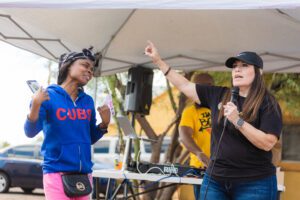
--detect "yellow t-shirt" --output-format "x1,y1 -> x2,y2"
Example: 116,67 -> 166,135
179,104 -> 211,168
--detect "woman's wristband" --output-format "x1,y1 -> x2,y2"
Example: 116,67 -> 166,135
164,67 -> 171,76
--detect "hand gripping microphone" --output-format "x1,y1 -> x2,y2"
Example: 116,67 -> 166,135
223,87 -> 240,127
203,86 -> 240,200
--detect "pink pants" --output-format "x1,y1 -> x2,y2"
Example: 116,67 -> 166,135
43,173 -> 93,200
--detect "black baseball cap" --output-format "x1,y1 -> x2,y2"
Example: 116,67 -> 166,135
225,52 -> 263,69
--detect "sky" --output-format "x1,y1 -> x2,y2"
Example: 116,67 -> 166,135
0,41 -> 167,147
0,41 -> 52,146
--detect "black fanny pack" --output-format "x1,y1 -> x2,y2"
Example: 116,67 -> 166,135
61,173 -> 92,197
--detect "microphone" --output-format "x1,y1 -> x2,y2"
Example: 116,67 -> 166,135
223,87 -> 240,126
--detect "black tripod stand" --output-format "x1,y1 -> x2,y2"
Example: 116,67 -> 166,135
106,138 -> 137,200
106,114 -> 137,200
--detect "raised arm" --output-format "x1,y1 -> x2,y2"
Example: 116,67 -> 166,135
145,41 -> 200,104
25,87 -> 49,138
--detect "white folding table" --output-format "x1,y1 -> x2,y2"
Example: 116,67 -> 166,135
93,169 -> 202,199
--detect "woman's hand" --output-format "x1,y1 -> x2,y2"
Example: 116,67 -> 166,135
223,102 -> 240,125
144,40 -> 161,64
97,105 -> 111,128
32,87 -> 49,107
28,87 -> 49,122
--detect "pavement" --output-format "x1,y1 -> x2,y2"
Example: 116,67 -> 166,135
0,188 -> 45,200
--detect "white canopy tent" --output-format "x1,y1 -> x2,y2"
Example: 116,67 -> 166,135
1,1 -> 300,75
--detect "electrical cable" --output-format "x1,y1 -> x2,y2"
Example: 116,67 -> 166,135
136,150 -> 166,175
132,150 -> 203,189
203,124 -> 227,200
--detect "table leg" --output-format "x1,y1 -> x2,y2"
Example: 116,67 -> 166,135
96,177 -> 99,200
105,178 -> 111,200
128,184 -> 137,200
123,180 -> 128,200
111,179 -> 125,199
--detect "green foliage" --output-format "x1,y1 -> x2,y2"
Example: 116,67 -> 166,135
0,142 -> 10,148
265,73 -> 300,117
103,74 -> 126,116
46,60 -> 58,85
102,73 -> 128,154
35,135 -> 44,143
196,71 -> 300,117
209,71 -> 232,87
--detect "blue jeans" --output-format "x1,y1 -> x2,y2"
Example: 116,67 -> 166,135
200,174 -> 277,200
194,185 -> 201,200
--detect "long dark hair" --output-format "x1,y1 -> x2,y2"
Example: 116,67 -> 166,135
218,67 -> 279,123
57,59 -> 74,85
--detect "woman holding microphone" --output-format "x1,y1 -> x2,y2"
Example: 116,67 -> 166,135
145,41 -> 282,200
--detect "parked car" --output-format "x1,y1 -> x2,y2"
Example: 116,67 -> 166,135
0,143 -> 112,194
0,144 -> 43,193
93,136 -> 171,165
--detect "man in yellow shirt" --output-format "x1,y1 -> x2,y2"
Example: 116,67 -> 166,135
179,73 -> 214,200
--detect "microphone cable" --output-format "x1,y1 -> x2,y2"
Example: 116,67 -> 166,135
203,87 -> 239,200
204,87 -> 240,200
203,123 -> 227,200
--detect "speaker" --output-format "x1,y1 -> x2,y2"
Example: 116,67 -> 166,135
124,66 -> 153,115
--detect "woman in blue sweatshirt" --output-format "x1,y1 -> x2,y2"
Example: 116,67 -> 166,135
24,48 -> 110,200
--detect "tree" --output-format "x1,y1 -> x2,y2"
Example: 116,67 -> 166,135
87,69 -> 299,200
102,73 -> 127,153
266,73 -> 300,117
85,73 -> 128,153
134,72 -> 193,200
0,142 -> 10,148
208,71 -> 300,117
149,71 -> 300,199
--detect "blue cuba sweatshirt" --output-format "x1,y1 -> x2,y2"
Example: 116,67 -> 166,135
24,84 -> 107,174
